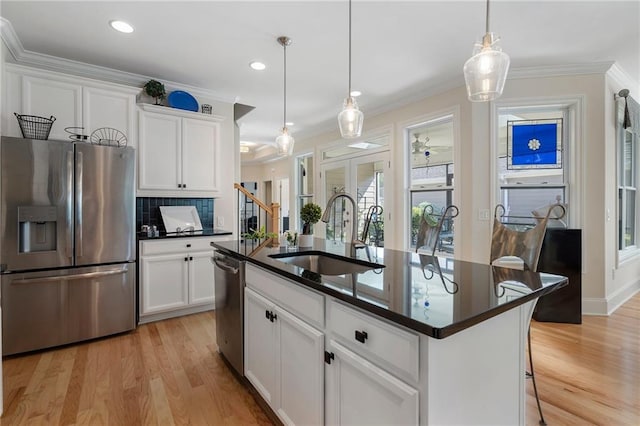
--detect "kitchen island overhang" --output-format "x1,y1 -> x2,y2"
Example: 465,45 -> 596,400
211,238 -> 567,340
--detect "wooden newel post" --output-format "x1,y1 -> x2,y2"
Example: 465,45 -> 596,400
270,203 -> 280,247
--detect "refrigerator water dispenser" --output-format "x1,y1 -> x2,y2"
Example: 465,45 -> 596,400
18,206 -> 57,253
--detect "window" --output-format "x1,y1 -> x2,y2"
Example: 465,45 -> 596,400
617,95 -> 639,253
496,106 -> 569,229
295,154 -> 314,231
408,116 -> 455,251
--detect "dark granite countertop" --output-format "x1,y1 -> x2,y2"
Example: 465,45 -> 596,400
138,228 -> 232,241
212,238 -> 567,339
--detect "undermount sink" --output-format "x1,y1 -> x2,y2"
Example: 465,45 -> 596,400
269,251 -> 384,276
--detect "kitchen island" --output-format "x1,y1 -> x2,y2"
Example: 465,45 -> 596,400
212,238 -> 567,425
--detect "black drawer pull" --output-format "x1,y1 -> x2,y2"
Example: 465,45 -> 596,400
186,244 -> 191,248
355,330 -> 368,343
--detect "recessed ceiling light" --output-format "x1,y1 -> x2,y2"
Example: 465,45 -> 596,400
286,122 -> 294,127
250,61 -> 266,71
350,90 -> 362,97
109,20 -> 134,34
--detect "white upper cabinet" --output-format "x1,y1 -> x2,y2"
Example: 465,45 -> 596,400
22,75 -> 82,141
138,110 -> 182,191
137,104 -> 222,197
5,65 -> 137,147
83,86 -> 136,143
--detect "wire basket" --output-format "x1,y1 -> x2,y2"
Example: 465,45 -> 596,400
89,127 -> 128,147
14,113 -> 56,140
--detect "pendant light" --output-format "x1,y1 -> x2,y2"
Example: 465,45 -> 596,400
338,0 -> 364,139
463,0 -> 510,102
275,36 -> 294,156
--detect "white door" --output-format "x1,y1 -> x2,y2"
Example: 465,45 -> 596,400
276,307 -> 324,426
182,118 -> 219,192
320,153 -> 388,246
140,253 -> 189,315
325,339 -> 419,426
188,250 -> 215,305
244,288 -> 277,406
138,111 -> 181,191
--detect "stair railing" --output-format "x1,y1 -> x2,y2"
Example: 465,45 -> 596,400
234,183 -> 280,245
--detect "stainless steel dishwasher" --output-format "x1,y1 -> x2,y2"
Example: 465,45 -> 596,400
213,251 -> 245,376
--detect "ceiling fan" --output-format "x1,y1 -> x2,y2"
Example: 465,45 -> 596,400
412,133 -> 435,156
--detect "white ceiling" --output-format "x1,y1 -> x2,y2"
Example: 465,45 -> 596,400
2,1 -> 639,151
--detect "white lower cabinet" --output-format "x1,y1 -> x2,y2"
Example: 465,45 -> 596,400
245,287 -> 324,426
139,236 -> 229,323
325,339 -> 419,426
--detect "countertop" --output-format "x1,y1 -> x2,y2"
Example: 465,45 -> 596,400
137,228 -> 232,241
212,238 -> 568,339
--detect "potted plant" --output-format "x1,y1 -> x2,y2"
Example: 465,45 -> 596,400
143,79 -> 166,105
299,202 -> 322,247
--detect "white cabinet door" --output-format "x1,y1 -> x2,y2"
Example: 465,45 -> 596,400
140,253 -> 189,315
138,110 -> 182,191
83,86 -> 136,146
245,288 -> 277,406
325,339 -> 419,426
22,75 -> 82,141
188,250 -> 215,305
182,118 -> 219,193
276,307 -> 324,426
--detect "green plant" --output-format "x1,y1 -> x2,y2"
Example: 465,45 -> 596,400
143,79 -> 166,103
300,203 -> 322,235
284,230 -> 298,245
242,225 -> 278,241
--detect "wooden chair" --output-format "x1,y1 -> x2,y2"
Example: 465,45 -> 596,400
416,205 -> 459,293
490,203 -> 565,426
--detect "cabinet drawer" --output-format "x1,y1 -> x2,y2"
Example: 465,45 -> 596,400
246,264 -> 324,330
328,300 -> 419,382
141,237 -> 219,256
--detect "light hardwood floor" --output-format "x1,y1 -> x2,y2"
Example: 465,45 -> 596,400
1,293 -> 638,425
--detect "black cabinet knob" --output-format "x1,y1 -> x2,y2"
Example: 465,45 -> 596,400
184,257 -> 188,262
355,330 -> 368,343
189,256 -> 193,261
265,310 -> 270,320
186,244 -> 191,248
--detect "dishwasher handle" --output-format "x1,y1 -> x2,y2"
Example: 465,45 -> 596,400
213,256 -> 240,274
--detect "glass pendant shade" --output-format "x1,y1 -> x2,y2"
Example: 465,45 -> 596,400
338,96 -> 364,139
275,127 -> 294,156
464,33 -> 510,102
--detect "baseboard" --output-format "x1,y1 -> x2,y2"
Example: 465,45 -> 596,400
138,304 -> 214,324
582,280 -> 640,316
607,280 -> 640,315
582,298 -> 608,316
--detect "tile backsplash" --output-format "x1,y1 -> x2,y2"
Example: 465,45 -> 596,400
136,197 -> 214,232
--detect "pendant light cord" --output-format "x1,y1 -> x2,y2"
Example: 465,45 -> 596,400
485,0 -> 490,34
283,42 -> 287,129
348,0 -> 352,97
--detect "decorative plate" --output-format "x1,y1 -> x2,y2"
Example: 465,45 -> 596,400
167,90 -> 199,112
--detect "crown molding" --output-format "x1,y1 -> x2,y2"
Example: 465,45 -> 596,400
0,17 -> 235,104
606,63 -> 640,95
508,62 -> 615,79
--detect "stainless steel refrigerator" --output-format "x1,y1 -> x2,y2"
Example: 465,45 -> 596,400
1,136 -> 136,355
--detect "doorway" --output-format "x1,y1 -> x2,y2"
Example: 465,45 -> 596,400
320,152 -> 388,247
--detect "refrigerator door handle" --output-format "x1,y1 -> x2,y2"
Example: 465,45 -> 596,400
66,150 -> 74,259
12,268 -> 128,285
76,150 -> 83,258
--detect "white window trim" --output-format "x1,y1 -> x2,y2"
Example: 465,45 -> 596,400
490,96 -> 585,232
399,106 -> 461,252
616,113 -> 640,264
